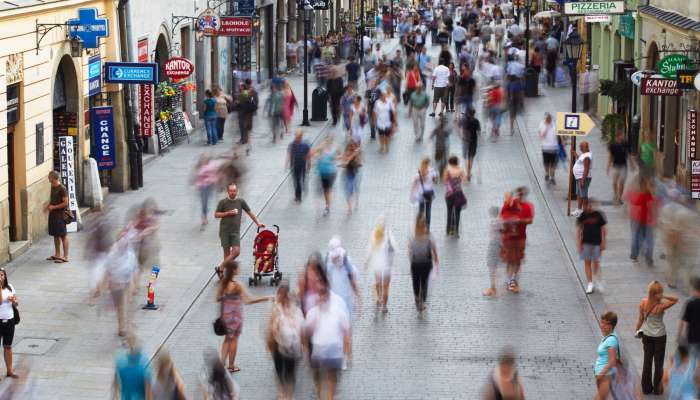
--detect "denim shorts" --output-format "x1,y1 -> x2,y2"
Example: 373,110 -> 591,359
576,178 -> 592,198
580,244 -> 601,262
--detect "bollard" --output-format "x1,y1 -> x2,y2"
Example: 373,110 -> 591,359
142,265 -> 160,310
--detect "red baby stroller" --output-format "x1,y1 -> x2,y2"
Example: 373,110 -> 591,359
248,225 -> 282,286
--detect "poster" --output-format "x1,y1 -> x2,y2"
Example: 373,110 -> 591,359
139,84 -> 154,136
90,106 -> 116,170
58,136 -> 79,233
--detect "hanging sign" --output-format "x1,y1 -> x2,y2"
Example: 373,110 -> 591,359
90,106 -> 116,170
104,62 -> 158,84
689,109 -> 697,163
584,15 -> 611,23
164,57 -> 195,79
692,160 -> 700,200
678,69 -> 699,90
640,77 -> 682,96
695,72 -> 700,91
67,8 -> 109,48
197,9 -> 221,35
58,136 -> 79,233
630,71 -> 644,86
564,1 -> 625,15
233,0 -> 255,16
219,17 -> 253,36
139,84 -> 154,136
88,55 -> 101,96
314,0 -> 330,10
657,54 -> 690,80
556,112 -> 595,136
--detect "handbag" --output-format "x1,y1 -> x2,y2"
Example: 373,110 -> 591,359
63,208 -> 75,224
418,169 -> 434,201
453,190 -> 467,209
635,306 -> 654,339
12,305 -> 19,325
213,317 -> 226,336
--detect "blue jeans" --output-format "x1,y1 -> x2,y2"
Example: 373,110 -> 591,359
631,221 -> 654,262
199,185 -> 213,218
204,117 -> 217,145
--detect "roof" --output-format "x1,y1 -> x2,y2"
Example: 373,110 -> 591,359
638,5 -> 700,32
0,0 -> 65,12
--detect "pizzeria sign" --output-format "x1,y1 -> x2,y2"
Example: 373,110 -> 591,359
564,1 -> 625,15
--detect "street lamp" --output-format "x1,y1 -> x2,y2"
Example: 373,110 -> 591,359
564,29 -> 585,216
525,0 -> 532,68
301,1 -> 313,126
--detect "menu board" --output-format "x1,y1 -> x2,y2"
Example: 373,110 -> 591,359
168,111 -> 188,142
156,120 -> 173,151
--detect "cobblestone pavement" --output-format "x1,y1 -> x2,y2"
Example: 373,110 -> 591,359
158,46 -> 601,399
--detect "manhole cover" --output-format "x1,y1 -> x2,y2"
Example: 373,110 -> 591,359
14,338 -> 57,355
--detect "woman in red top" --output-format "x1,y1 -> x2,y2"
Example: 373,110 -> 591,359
626,178 -> 656,265
404,62 -> 421,106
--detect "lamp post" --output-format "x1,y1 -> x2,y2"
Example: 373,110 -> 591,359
359,0 -> 364,65
525,0 -> 531,68
564,29 -> 584,216
389,0 -> 394,38
301,2 -> 313,126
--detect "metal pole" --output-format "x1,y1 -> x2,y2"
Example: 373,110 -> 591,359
360,0 -> 364,65
525,2 -> 530,68
390,0 -> 394,38
302,11 -> 311,126
566,65 -> 578,216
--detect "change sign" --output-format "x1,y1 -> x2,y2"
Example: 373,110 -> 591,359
641,77 -> 682,96
564,1 -> 625,15
90,106 -> 116,170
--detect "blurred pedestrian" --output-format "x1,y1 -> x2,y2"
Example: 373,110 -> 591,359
539,112 -> 558,185
482,347 -> 525,399
348,95 -> 367,145
446,62 -> 457,112
408,85 -> 430,142
365,217 -> 395,314
152,350 -> 186,400
572,141 -> 592,217
202,356 -> 239,400
662,345 -> 698,400
404,62 -> 421,106
216,260 -> 273,373
340,85 -> 355,133
282,81 -> 298,136
214,183 -> 264,275
203,89 -> 218,145
327,68 -> 345,126
265,82 -> 285,143
500,188 -> 534,293
325,236 -> 360,320
105,227 -> 140,337
639,131 -> 656,178
46,171 -> 69,263
213,86 -> 233,142
607,131 -> 630,205
303,264 -> 351,400
372,90 -> 395,154
345,56 -> 361,90
679,276 -> 700,351
443,155 -> 467,237
412,157 -> 438,228
266,282 -> 303,400
626,177 -> 656,265
456,65 -> 476,114
576,198 -> 607,294
193,154 -> 220,229
236,80 -> 258,153
409,215 -> 439,317
0,269 -> 18,379
312,136 -> 340,217
340,141 -> 362,215
287,130 -> 311,203
594,312 -> 620,400
660,193 -> 697,290
431,116 -> 450,178
635,280 -> 677,395
113,335 -> 152,400
506,75 -> 523,135
297,252 -> 326,315
127,198 -> 161,292
486,83 -> 503,138
429,61 -> 449,117
461,108 -> 481,182
483,206 -> 503,297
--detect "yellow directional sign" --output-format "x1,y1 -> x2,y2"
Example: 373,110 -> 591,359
556,112 -> 595,136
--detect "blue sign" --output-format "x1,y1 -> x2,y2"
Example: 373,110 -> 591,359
104,62 -> 158,84
67,8 -> 109,49
88,55 -> 101,96
234,0 -> 255,16
91,106 -> 116,170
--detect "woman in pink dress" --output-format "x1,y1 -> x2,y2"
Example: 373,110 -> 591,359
282,81 -> 298,137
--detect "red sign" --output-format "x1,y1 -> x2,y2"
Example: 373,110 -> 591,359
137,38 -> 149,63
139,84 -> 154,137
164,57 -> 194,80
219,17 -> 253,36
640,77 -> 682,96
689,109 -> 697,163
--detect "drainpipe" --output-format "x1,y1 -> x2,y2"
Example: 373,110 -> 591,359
117,0 -> 144,190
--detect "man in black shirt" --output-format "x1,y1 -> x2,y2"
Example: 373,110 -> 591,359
607,131 -> 629,205
576,198 -> 607,294
345,57 -> 361,91
680,276 -> 700,350
460,108 -> 481,181
287,130 -> 311,202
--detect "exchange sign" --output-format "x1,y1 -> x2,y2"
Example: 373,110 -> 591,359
164,57 -> 194,80
564,1 -> 625,15
104,62 -> 158,84
640,77 -> 682,96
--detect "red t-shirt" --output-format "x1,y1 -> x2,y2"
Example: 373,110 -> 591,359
628,191 -> 656,226
500,199 -> 534,241
488,87 -> 503,107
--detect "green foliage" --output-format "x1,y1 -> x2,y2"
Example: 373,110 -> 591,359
599,79 -> 632,108
601,114 -> 625,143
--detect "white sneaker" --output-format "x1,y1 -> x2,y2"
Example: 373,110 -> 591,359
586,282 -> 594,294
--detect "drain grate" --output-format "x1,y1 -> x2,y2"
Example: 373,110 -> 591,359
14,338 -> 57,355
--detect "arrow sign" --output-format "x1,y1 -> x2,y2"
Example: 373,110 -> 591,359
556,112 -> 595,136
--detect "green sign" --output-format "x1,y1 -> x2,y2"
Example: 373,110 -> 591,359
658,54 -> 691,79
618,13 -> 635,39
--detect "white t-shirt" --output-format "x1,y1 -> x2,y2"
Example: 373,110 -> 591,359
573,152 -> 592,179
432,65 -> 450,88
362,36 -> 372,52
304,292 -> 350,360
0,286 -> 15,320
452,25 -> 468,42
374,99 -> 394,130
539,121 -> 558,152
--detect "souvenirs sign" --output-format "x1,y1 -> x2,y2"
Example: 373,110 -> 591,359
164,57 -> 194,80
564,1 -> 625,15
657,54 -> 690,80
640,77 -> 682,96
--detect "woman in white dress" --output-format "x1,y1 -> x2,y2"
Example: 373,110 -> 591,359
365,217 -> 395,313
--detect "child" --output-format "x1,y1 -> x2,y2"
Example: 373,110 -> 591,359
483,206 -> 503,296
255,243 -> 275,274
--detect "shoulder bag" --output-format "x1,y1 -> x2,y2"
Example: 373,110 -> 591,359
213,317 -> 226,336
634,304 -> 654,339
63,208 -> 75,224
418,169 -> 434,201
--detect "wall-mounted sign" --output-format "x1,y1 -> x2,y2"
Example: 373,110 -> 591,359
139,84 -> 154,136
197,9 -> 221,35
689,109 -> 697,163
564,1 -> 625,15
692,160 -> 700,200
164,57 -> 195,80
584,14 -> 611,23
35,122 -> 44,166
88,55 -> 101,96
640,77 -> 682,96
677,69 -> 699,90
58,136 -> 78,232
6,83 -> 19,125
90,106 -> 116,170
137,38 -> 149,63
67,8 -> 109,49
556,112 -> 595,136
219,17 -> 253,36
657,54 -> 690,80
618,13 -> 635,39
630,71 -> 644,86
104,62 -> 158,84
234,0 -> 255,16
